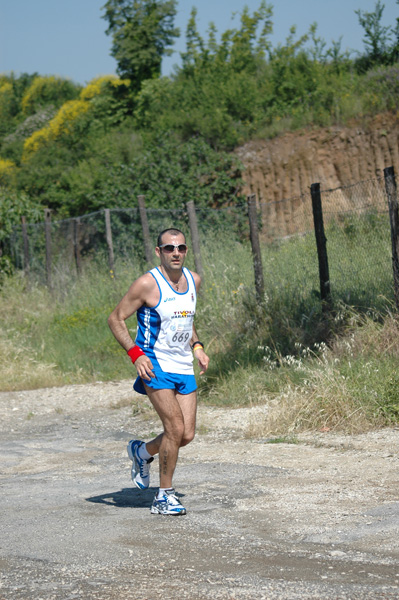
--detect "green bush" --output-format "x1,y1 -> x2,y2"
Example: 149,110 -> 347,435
359,64 -> 399,113
59,134 -> 244,213
0,188 -> 42,244
21,76 -> 80,116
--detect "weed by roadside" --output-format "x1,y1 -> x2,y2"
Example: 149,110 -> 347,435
245,309 -> 399,437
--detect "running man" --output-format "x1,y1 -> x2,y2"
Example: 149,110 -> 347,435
107,228 -> 209,515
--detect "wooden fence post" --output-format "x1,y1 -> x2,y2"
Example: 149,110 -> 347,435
21,216 -> 30,280
104,209 -> 115,279
186,200 -> 204,281
384,166 -> 399,310
44,208 -> 52,290
310,183 -> 331,310
247,194 -> 265,302
138,195 -> 154,264
73,218 -> 82,277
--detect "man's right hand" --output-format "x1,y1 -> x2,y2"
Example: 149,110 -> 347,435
134,355 -> 155,381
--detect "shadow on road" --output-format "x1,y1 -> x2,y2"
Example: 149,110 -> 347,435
85,487 -> 186,508
86,487 -> 156,508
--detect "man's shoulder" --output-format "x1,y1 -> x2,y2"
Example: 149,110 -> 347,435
129,271 -> 157,296
137,270 -> 157,285
185,268 -> 201,289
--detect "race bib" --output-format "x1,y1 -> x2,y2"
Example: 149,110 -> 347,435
166,322 -> 192,348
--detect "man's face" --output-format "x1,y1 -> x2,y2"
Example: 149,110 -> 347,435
156,232 -> 188,271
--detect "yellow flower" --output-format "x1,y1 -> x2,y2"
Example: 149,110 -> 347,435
22,75 -> 129,160
48,99 -> 90,137
0,82 -> 14,120
22,100 -> 89,159
0,158 -> 16,173
0,82 -> 12,97
0,158 -> 17,185
23,128 -> 51,156
80,75 -> 129,100
21,76 -> 74,115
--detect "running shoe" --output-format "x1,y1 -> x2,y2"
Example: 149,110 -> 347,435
150,489 -> 187,516
127,439 -> 153,489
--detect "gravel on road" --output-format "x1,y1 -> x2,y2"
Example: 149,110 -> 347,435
1,380 -> 399,599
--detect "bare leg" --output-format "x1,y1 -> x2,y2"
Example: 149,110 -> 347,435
175,390 -> 197,447
143,384 -> 197,488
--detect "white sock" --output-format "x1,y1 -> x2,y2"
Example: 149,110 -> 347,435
157,487 -> 174,499
137,443 -> 152,461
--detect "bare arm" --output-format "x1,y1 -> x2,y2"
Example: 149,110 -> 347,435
190,268 -> 210,376
190,323 -> 202,348
108,277 -> 146,350
191,323 -> 210,375
107,273 -> 157,380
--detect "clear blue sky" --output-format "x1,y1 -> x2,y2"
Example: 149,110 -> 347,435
1,0 -> 398,86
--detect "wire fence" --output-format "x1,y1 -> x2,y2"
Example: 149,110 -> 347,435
319,177 -> 391,304
7,171 -> 398,312
254,176 -> 393,306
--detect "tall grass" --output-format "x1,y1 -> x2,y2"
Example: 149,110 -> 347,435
1,222 -> 398,433
246,308 -> 399,436
0,262 -> 141,390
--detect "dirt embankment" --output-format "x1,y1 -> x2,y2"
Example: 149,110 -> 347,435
236,113 -> 399,239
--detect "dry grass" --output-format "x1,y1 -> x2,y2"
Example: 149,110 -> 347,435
332,308 -> 399,358
0,275 -> 67,390
0,335 -> 71,391
247,367 -> 383,438
246,310 -> 399,437
109,396 -> 153,419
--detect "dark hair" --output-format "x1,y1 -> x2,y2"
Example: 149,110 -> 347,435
157,228 -> 186,247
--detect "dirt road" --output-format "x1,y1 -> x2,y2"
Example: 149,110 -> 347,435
1,380 -> 399,599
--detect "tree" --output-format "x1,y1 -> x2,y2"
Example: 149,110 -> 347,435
181,1 -> 273,73
21,76 -> 80,116
355,1 -> 392,69
390,0 -> 399,62
102,0 -> 179,95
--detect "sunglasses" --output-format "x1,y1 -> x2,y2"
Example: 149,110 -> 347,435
159,243 -> 188,253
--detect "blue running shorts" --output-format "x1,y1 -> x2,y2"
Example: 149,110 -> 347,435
133,368 -> 197,396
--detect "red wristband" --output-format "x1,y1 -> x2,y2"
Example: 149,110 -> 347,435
127,345 -> 145,364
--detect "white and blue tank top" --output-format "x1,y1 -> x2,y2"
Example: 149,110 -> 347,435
135,267 -> 197,374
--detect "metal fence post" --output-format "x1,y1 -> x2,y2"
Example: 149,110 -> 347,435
384,166 -> 399,310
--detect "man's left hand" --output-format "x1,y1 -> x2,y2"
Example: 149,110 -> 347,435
195,349 -> 210,376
